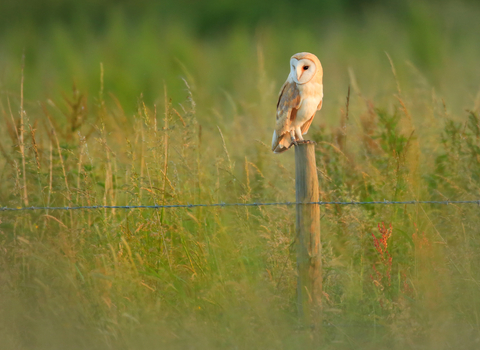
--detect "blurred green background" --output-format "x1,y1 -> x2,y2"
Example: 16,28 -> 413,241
1,0 -> 479,119
2,1 -> 480,349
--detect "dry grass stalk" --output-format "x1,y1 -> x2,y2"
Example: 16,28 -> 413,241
161,86 -> 169,223
19,54 -> 28,206
46,115 -> 71,201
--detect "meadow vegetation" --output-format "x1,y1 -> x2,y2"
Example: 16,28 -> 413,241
1,0 -> 480,349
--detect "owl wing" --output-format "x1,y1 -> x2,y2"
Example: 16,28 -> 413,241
271,80 -> 301,152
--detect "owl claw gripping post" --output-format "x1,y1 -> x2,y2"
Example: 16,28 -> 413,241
271,52 -> 323,153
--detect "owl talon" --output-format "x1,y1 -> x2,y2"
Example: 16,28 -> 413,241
298,140 -> 316,145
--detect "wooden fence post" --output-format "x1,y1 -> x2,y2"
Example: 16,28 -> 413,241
295,142 -> 322,324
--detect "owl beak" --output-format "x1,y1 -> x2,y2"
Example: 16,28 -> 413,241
297,68 -> 304,81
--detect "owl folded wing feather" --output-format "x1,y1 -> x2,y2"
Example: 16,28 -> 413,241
271,81 -> 301,153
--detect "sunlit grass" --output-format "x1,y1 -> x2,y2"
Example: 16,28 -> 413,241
1,3 -> 480,349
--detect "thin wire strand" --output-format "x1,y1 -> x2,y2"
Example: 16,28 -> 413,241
1,200 -> 480,212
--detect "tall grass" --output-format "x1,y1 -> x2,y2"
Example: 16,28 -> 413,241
1,2 -> 480,349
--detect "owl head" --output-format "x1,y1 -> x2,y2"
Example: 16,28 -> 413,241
289,52 -> 323,85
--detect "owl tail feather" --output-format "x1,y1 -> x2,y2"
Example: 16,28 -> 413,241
272,130 -> 293,154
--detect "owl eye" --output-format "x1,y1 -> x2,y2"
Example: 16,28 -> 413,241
303,66 -> 309,70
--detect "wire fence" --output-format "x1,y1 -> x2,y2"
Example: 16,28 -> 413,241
1,199 -> 480,212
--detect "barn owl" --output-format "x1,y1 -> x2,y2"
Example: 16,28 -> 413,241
271,52 -> 323,153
